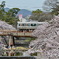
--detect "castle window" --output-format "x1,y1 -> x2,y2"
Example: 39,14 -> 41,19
34,24 -> 36,26
31,24 -> 36,26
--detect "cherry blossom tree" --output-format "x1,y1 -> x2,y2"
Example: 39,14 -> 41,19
28,15 -> 59,59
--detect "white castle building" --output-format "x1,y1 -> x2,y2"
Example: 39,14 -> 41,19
17,14 -> 47,32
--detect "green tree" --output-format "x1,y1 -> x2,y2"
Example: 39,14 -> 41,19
6,8 -> 20,25
8,8 -> 20,17
0,1 -> 5,11
29,9 -> 43,21
32,9 -> 42,14
0,1 -> 20,26
0,1 -> 6,20
30,9 -> 53,22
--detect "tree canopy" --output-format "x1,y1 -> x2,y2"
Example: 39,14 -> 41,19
0,1 -> 20,26
30,9 -> 53,22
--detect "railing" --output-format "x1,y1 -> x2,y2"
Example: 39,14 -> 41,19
0,30 -> 33,37
0,56 -> 36,59
17,26 -> 37,29
13,32 -> 32,36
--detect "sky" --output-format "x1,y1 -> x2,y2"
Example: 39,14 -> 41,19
0,0 -> 45,11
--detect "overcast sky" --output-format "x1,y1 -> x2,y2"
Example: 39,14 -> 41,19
0,0 -> 45,11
